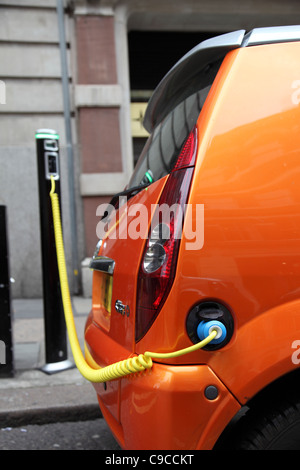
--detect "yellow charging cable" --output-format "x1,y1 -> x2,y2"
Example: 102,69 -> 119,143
49,176 -> 217,383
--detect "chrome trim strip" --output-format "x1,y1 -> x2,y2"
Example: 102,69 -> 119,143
89,256 -> 115,275
242,25 -> 300,47
143,30 -> 246,132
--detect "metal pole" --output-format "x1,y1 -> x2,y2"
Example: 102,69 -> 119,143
0,206 -> 14,378
36,129 -> 73,374
56,0 -> 79,294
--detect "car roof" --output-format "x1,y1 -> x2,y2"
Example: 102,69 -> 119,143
143,25 -> 300,133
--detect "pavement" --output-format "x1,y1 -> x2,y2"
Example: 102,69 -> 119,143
0,297 -> 103,429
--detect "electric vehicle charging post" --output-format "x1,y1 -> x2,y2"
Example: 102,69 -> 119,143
0,205 -> 14,378
36,129 -> 73,374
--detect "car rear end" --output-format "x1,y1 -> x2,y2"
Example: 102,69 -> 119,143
83,30 -> 245,450
84,26 -> 300,449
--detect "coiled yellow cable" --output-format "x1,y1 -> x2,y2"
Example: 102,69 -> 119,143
49,176 -> 217,383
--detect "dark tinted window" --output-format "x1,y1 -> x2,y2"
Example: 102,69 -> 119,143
128,86 -> 209,189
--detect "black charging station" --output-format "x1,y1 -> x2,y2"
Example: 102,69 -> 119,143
0,205 -> 14,378
36,129 -> 73,374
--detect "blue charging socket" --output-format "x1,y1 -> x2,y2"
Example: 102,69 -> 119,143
197,320 -> 227,345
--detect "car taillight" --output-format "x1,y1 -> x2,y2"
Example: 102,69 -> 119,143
173,126 -> 197,170
135,127 -> 197,342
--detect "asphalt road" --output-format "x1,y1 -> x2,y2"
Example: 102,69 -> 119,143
0,419 -> 121,450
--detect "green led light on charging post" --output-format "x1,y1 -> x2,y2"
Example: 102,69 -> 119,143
35,132 -> 59,140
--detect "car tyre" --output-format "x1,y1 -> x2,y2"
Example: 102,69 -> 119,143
216,386 -> 300,450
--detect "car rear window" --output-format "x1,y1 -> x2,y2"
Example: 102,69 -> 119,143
128,59 -> 222,189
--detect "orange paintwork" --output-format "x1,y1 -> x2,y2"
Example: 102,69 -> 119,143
85,40 -> 300,449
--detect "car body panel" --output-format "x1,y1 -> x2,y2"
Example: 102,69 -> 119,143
84,325 -> 240,450
85,30 -> 300,449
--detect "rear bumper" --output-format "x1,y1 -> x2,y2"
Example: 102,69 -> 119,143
85,318 -> 240,450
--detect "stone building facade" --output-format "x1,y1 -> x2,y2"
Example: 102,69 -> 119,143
0,0 -> 299,297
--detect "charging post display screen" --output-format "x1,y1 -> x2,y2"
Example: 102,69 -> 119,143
36,131 -> 60,181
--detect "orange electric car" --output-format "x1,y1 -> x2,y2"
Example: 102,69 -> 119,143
85,26 -> 300,450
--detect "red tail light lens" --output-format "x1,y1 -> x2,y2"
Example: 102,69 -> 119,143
173,126 -> 197,170
135,128 -> 197,342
